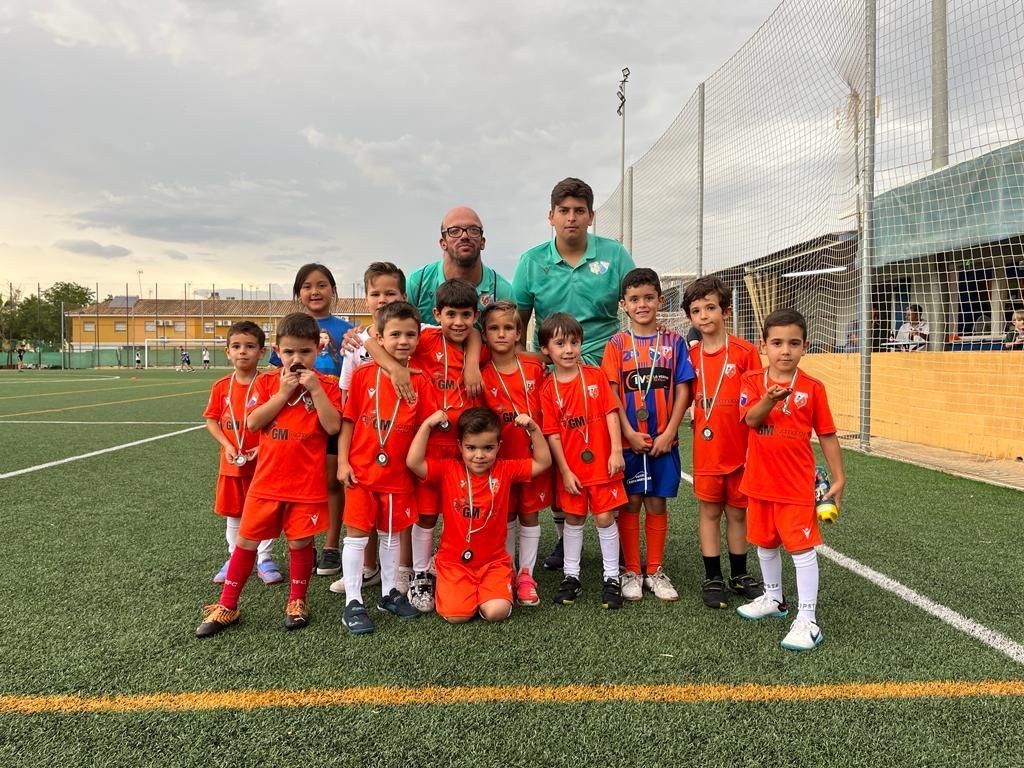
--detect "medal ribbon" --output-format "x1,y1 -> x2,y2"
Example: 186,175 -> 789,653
697,335 -> 730,426
553,364 -> 590,450
628,331 -> 659,421
490,359 -> 533,420
374,366 -> 402,455
763,368 -> 799,415
463,465 -> 495,546
226,372 -> 259,458
441,335 -> 466,417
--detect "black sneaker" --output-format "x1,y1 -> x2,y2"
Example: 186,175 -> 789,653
342,600 -> 375,635
728,573 -> 765,599
701,577 -> 729,609
316,547 -> 342,576
554,575 -> 582,605
601,577 -> 623,610
377,588 -> 420,620
284,599 -> 310,630
543,537 -> 564,571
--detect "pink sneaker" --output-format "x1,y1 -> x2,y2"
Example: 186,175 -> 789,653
516,569 -> 540,607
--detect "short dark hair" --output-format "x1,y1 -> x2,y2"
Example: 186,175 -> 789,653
375,301 -> 422,335
550,177 -> 594,212
621,268 -> 662,299
762,308 -> 807,340
538,312 -> 583,347
480,299 -> 522,333
364,262 -> 406,294
908,303 -> 924,314
227,320 -> 265,348
457,406 -> 501,441
276,312 -> 321,343
683,276 -> 733,314
434,278 -> 478,311
292,263 -> 337,300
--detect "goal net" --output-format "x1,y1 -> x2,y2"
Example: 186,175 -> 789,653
143,339 -> 224,370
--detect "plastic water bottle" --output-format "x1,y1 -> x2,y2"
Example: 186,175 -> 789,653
814,465 -> 839,523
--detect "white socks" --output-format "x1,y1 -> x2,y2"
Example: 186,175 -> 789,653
519,524 -> 541,576
505,520 -> 518,562
342,536 -> 368,605
597,522 -> 620,581
757,546 -> 784,603
792,548 -> 819,624
377,529 -> 399,596
226,517 -> 273,562
411,523 -> 434,573
562,523 -> 584,578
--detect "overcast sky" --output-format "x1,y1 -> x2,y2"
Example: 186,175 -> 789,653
0,0 -> 775,299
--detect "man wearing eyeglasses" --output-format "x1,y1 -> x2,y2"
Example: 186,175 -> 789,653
407,206 -> 513,325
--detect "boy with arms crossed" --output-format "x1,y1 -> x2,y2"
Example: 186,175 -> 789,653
203,321 -> 279,585
736,309 -> 845,651
479,300 -> 552,606
195,313 -> 342,638
540,313 -> 626,609
684,276 -> 765,609
602,269 -> 695,602
408,407 -> 550,623
336,302 -> 436,634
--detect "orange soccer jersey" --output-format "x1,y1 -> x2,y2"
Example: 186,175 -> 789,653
410,326 -> 479,449
426,458 -> 533,565
247,372 -> 343,503
737,367 -> 837,504
688,334 -> 762,476
342,363 -> 436,493
540,364 -> 622,485
203,373 -> 262,478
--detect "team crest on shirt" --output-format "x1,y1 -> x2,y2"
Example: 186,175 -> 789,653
303,393 -> 315,412
724,363 -> 737,378
247,395 -> 258,407
480,293 -> 493,307
660,346 -> 673,358
587,384 -> 598,398
589,261 -> 610,275
793,391 -> 809,409
739,391 -> 749,406
525,380 -> 535,392
489,477 -> 500,492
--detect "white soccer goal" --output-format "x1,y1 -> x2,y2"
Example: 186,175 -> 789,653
143,339 -> 223,370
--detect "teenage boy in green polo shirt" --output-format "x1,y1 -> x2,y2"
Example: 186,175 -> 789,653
512,177 -> 636,569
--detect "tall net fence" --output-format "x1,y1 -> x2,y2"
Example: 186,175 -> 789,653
595,0 -> 1024,480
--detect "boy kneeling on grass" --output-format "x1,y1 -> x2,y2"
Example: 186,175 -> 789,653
196,312 -> 342,638
407,406 -> 551,624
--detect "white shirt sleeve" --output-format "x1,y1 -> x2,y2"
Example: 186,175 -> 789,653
339,329 -> 372,391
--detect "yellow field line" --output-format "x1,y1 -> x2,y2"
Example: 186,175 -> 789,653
0,390 -> 209,418
3,680 -> 1023,715
0,382 -> 184,401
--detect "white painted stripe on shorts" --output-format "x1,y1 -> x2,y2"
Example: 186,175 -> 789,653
679,468 -> 1024,665
0,420 -> 202,425
0,425 -> 205,480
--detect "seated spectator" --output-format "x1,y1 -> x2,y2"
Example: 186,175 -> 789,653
894,304 -> 929,351
840,307 -> 885,353
1004,309 -> 1024,350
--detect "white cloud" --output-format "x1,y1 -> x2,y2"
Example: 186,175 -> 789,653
54,239 -> 131,258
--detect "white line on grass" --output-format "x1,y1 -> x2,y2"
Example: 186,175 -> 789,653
0,425 -> 205,480
1,420 -> 202,425
0,376 -> 122,384
679,470 -> 1024,665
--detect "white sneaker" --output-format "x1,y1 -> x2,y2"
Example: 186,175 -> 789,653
328,565 -> 381,595
645,567 -> 679,602
736,592 -> 789,620
407,571 -> 435,613
780,615 -> 824,651
396,566 -> 413,595
620,571 -> 643,601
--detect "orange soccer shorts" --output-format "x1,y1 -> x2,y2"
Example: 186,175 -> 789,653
434,554 -> 514,619
343,485 -> 417,534
745,497 -> 821,552
693,467 -> 748,509
238,496 -> 329,541
556,478 -> 627,516
214,474 -> 253,518
509,469 -> 554,516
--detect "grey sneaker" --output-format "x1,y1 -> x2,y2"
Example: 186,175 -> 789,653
407,571 -> 435,613
621,571 -> 643,601
645,567 -> 679,602
396,566 -> 413,595
316,547 -> 342,576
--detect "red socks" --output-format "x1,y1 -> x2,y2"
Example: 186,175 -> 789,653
618,509 -> 642,575
219,546 -> 257,609
645,512 -> 667,572
288,544 -> 314,602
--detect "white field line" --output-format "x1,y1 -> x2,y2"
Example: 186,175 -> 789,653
0,425 -> 205,480
679,470 -> 1024,666
0,420 -> 201,425
0,376 -> 121,384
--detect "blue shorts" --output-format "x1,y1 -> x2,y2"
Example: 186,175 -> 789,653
623,445 -> 681,498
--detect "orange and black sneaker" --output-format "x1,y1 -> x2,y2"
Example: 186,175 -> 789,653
284,599 -> 310,630
195,603 -> 240,638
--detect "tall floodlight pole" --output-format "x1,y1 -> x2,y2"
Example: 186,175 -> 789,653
617,67 -> 630,243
